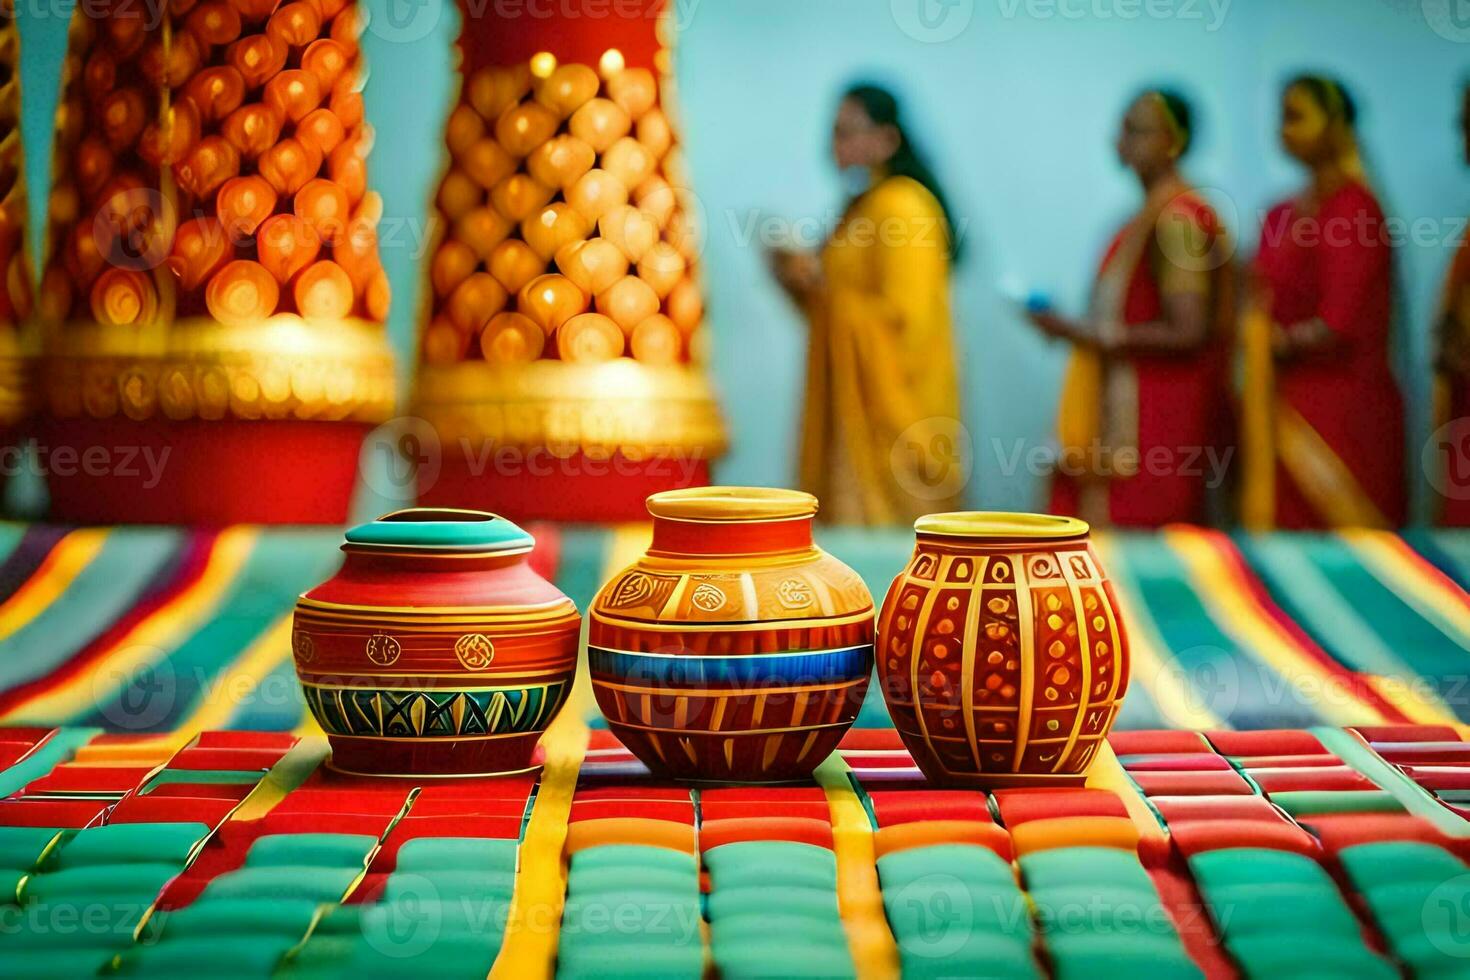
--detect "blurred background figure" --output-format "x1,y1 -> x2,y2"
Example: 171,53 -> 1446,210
1028,90 -> 1234,528
1434,81 -> 1470,527
769,83 -> 963,525
1240,76 -> 1406,530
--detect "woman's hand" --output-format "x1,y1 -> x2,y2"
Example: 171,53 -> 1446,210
769,247 -> 824,302
1027,309 -> 1102,349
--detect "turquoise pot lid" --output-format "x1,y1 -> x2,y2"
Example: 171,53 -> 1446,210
344,508 -> 534,552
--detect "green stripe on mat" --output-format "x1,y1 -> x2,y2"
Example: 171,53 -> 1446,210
0,728 -> 100,797
79,530 -> 341,730
1239,535 -> 1458,691
1113,534 -> 1323,729
0,529 -> 184,690
1312,726 -> 1470,839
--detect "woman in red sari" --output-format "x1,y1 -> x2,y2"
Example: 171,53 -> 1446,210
1241,76 -> 1406,529
1029,89 -> 1234,527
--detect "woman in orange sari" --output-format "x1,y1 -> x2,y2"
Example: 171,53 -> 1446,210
1434,82 -> 1470,526
1241,76 -> 1406,529
770,84 -> 963,525
1029,89 -> 1234,527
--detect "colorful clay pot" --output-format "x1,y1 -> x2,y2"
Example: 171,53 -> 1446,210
588,488 -> 873,782
292,509 -> 579,776
877,513 -> 1129,787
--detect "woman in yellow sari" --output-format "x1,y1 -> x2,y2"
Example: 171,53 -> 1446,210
770,83 -> 963,525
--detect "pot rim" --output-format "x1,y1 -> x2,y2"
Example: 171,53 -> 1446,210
914,511 -> 1090,541
343,507 -> 535,555
646,486 -> 817,523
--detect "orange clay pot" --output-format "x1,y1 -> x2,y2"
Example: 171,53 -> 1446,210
877,514 -> 1130,788
589,488 -> 873,782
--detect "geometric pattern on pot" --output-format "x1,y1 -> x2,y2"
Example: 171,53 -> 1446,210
301,681 -> 567,738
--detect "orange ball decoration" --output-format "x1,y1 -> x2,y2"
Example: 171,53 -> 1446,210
601,137 -> 655,191
487,239 -> 544,294
446,271 -> 509,333
258,137 -> 321,195
256,213 -> 322,283
606,67 -> 657,119
526,134 -> 595,189
169,217 -> 232,291
480,311 -> 545,364
667,275 -> 703,333
638,241 -> 686,299
430,239 -> 477,297
184,66 -> 247,123
220,103 -> 283,159
187,3 -> 244,47
534,63 -> 599,118
521,203 -> 590,261
294,178 -> 351,244
517,273 -> 586,335
557,312 -> 625,363
636,107 -> 672,160
599,204 -> 659,263
328,139 -> 368,204
264,69 -> 322,123
446,104 -> 486,157
100,88 -> 146,151
227,34 -> 288,90
216,174 -> 278,239
206,259 -> 280,327
489,173 -> 554,223
175,135 -> 241,198
266,2 -> 322,48
566,168 -> 628,223
468,64 -> 531,121
436,169 -> 481,220
556,239 -> 627,297
595,275 -> 660,334
494,101 -> 558,157
462,138 -> 516,190
90,268 -> 158,327
296,108 -> 345,157
293,259 -> 354,320
301,38 -> 351,91
454,206 -> 513,259
568,97 -> 630,154
423,317 -> 469,364
630,313 -> 682,365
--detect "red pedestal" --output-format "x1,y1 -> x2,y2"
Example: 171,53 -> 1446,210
418,450 -> 711,523
38,418 -> 370,526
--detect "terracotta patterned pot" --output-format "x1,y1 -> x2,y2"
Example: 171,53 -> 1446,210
877,513 -> 1129,787
292,508 -> 579,776
589,488 -> 873,782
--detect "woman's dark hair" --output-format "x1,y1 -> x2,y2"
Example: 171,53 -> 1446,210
1287,74 -> 1358,127
843,82 -> 962,260
1147,88 -> 1194,156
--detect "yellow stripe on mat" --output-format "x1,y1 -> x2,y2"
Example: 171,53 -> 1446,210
1364,674 -> 1461,727
2,527 -> 259,724
0,528 -> 109,645
1092,534 -> 1227,731
815,756 -> 901,980
181,613 -> 295,734
489,524 -> 644,979
1341,530 -> 1470,648
1163,527 -> 1387,727
1085,742 -> 1166,845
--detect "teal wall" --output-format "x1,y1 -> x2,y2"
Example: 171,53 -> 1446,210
15,0 -> 1470,518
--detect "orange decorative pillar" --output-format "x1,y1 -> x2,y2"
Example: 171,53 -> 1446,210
0,4 -> 34,444
412,0 -> 725,521
35,0 -> 394,524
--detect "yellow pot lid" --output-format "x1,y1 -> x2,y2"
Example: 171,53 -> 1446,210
646,486 -> 818,522
914,512 -> 1089,540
